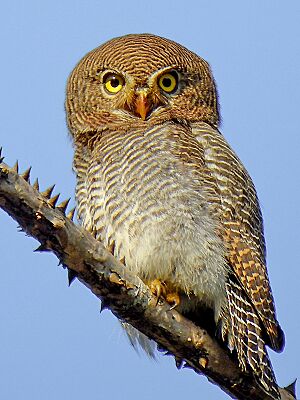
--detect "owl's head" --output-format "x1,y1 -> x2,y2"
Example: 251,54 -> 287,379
66,34 -> 220,138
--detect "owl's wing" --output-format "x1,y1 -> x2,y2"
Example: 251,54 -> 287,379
192,122 -> 284,352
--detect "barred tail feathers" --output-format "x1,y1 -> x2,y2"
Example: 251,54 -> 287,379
226,275 -> 280,400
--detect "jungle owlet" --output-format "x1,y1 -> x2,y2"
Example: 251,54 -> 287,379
66,34 -> 284,399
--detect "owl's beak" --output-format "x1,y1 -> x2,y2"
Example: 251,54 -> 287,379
135,92 -> 150,120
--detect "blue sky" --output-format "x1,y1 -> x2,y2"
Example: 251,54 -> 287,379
0,1 -> 299,399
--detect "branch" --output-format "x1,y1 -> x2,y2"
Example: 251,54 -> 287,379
0,153 -> 295,400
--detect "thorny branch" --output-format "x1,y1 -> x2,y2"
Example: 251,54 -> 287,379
0,153 -> 296,400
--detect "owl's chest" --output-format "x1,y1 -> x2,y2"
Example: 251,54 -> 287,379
78,125 -> 226,298
87,126 -> 211,238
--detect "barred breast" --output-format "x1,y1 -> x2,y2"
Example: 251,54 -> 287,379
74,121 -> 228,316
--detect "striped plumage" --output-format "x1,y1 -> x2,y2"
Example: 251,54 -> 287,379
66,34 -> 284,399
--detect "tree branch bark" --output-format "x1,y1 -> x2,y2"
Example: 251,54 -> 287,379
0,156 -> 295,400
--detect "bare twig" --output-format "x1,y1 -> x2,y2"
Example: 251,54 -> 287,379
0,156 -> 295,400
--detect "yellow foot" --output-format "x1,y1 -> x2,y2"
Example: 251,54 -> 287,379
149,279 -> 180,308
150,279 -> 167,305
166,292 -> 181,309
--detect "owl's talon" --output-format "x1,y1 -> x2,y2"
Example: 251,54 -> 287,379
149,279 -> 166,305
166,292 -> 181,309
149,280 -> 180,308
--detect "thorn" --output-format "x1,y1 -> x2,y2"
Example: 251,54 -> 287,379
48,193 -> 60,207
57,198 -> 70,214
34,244 -> 50,252
32,178 -> 40,191
12,161 -> 19,173
100,299 -> 109,313
175,357 -> 183,369
41,184 -> 55,199
157,344 -> 167,353
66,207 -> 75,220
21,166 -> 32,182
0,147 -> 4,163
58,261 -> 68,270
284,379 -> 297,397
183,362 -> 193,369
68,268 -> 77,286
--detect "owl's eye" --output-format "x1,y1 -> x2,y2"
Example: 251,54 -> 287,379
103,73 -> 124,94
158,71 -> 178,93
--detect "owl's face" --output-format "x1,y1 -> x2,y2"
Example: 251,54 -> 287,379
66,34 -> 219,137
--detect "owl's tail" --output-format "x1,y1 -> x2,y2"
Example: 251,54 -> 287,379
225,274 -> 280,400
121,321 -> 157,358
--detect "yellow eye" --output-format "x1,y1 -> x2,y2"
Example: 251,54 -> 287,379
158,72 -> 178,93
103,73 -> 124,94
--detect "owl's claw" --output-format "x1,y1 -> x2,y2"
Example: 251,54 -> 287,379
166,292 -> 181,309
150,279 -> 167,306
149,279 -> 180,308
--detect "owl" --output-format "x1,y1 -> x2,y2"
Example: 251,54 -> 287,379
66,34 -> 284,399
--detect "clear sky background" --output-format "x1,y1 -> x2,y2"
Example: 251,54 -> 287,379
0,1 -> 299,399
